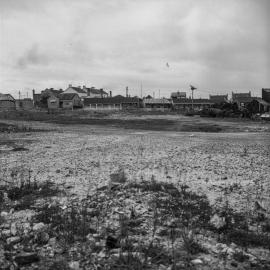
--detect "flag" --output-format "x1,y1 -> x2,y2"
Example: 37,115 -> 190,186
166,62 -> 169,68
190,85 -> 197,90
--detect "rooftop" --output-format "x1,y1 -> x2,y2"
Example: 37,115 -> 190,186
0,93 -> 15,101
59,93 -> 79,100
143,98 -> 171,104
84,96 -> 141,105
173,98 -> 213,104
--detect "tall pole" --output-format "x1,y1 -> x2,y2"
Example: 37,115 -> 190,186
140,82 -> 142,98
190,85 -> 197,111
191,89 -> 194,111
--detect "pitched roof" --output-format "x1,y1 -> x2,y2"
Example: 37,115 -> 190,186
253,98 -> 270,106
233,96 -> 253,103
0,93 -> 15,101
173,98 -> 213,104
84,96 -> 141,105
171,92 -> 187,98
70,87 -> 87,94
86,87 -> 108,95
209,95 -> 228,103
143,98 -> 171,104
59,93 -> 79,100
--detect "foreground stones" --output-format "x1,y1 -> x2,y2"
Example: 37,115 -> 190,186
0,178 -> 269,270
15,252 -> 40,266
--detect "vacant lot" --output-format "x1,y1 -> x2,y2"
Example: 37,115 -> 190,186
0,114 -> 270,269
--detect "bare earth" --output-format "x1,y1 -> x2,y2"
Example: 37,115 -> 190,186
0,115 -> 270,269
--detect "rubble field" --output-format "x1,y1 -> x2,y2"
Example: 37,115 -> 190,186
0,116 -> 270,270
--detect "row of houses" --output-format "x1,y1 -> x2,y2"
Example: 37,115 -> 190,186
1,87 -> 270,114
0,93 -> 34,111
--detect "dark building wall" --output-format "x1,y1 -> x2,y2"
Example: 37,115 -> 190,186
0,100 -> 16,110
262,88 -> 270,103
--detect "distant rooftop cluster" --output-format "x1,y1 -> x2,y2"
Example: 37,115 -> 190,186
1,85 -> 270,114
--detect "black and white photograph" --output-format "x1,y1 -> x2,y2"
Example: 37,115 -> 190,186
0,0 -> 270,269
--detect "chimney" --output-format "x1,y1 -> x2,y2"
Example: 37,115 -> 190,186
110,91 -> 112,97
32,89 -> 35,98
83,85 -> 86,90
126,86 -> 128,97
69,84 -> 72,88
78,86 -> 81,89
87,89 -> 90,96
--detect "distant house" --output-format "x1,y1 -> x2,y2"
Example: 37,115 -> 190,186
143,98 -> 172,111
171,91 -> 187,100
59,93 -> 82,109
246,98 -> 270,114
63,84 -> 87,98
0,93 -> 16,111
262,88 -> 270,103
32,90 -> 42,106
209,94 -> 228,104
173,98 -> 213,111
33,88 -> 63,108
84,96 -> 141,110
15,98 -> 34,110
231,91 -> 253,108
83,86 -> 108,98
47,95 -> 60,111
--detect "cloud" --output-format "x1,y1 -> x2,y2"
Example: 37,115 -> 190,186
0,0 -> 269,98
17,44 -> 49,69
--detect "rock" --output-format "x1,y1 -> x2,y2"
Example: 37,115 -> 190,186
231,261 -> 238,267
15,252 -> 39,266
23,223 -> 32,235
36,231 -> 49,244
33,222 -> 46,232
210,214 -> 226,229
106,235 -> 119,249
6,236 -> 21,245
48,237 -> 57,246
10,223 -> 17,236
1,229 -> 11,237
0,211 -> 8,218
191,258 -> 203,265
69,261 -> 80,270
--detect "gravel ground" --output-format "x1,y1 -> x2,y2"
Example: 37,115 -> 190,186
1,119 -> 269,212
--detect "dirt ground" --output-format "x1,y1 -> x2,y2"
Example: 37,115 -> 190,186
1,115 -> 269,211
1,115 -> 270,269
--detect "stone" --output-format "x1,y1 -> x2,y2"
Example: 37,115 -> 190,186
6,236 -> 21,245
1,229 -> 11,237
106,235 -> 119,249
69,261 -> 80,270
33,222 -> 46,232
10,223 -> 17,236
15,252 -> 39,266
0,211 -> 8,218
48,237 -> 57,246
210,214 -> 226,229
36,231 -> 49,244
191,258 -> 203,265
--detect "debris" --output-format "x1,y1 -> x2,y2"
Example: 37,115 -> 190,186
14,252 -> 39,266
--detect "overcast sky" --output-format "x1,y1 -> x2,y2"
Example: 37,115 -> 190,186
0,0 -> 269,98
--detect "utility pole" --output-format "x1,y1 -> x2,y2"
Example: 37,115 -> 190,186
140,82 -> 143,98
190,85 -> 197,111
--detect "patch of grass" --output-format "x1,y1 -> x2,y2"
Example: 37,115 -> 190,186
5,180 -> 61,210
35,202 -> 96,244
226,230 -> 270,249
0,122 -> 46,133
